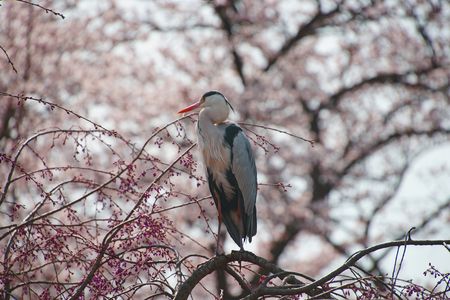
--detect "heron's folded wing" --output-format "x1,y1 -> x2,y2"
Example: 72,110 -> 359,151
231,131 -> 257,214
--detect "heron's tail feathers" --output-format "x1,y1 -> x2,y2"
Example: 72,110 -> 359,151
222,213 -> 243,249
222,207 -> 257,248
245,207 -> 257,243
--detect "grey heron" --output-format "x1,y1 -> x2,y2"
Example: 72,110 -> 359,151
178,91 -> 257,253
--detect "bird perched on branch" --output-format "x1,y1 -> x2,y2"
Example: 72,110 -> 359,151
178,91 -> 257,253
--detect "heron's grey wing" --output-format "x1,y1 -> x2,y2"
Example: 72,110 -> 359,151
231,131 -> 257,214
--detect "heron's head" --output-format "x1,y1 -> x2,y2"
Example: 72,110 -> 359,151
178,91 -> 234,123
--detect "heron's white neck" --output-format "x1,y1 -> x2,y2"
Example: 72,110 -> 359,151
199,104 -> 229,125
198,108 -> 222,137
197,108 -> 228,164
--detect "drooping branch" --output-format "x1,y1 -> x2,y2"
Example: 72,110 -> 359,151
0,98 -> 198,298
239,122 -> 315,146
67,143 -> 196,300
15,0 -> 65,19
0,92 -> 116,134
0,45 -> 18,74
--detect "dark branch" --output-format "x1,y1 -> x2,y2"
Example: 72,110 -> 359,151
264,4 -> 341,72
363,163 -> 411,242
15,0 -> 65,19
298,97 -> 321,140
368,198 -> 450,271
174,251 -> 314,300
67,144 -> 196,300
322,66 -> 438,110
243,239 -> 450,300
211,1 -> 246,86
0,45 -> 18,74
174,239 -> 450,300
405,0 -> 438,66
339,128 -> 450,179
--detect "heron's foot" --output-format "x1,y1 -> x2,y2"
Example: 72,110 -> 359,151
231,247 -> 246,254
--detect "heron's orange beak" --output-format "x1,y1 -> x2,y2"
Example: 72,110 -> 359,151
178,101 -> 201,114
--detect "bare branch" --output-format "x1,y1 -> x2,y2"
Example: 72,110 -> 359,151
369,198 -> 450,270
15,0 -> 65,19
68,144 -> 196,300
404,0 -> 438,66
339,128 -> 450,178
0,45 -> 18,74
264,4 -> 341,71
322,66 -> 439,110
243,239 -> 450,300
210,1 -> 246,86
240,122 -> 315,146
174,250 -> 314,300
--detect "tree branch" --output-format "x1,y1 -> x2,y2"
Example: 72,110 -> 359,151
0,45 -> 18,74
321,66 -> 439,111
174,251 -> 314,300
264,4 -> 341,72
67,144 -> 196,300
368,198 -> 450,271
15,0 -> 65,19
405,0 -> 438,66
211,1 -> 246,86
174,239 -> 450,299
243,239 -> 450,299
339,128 -> 450,179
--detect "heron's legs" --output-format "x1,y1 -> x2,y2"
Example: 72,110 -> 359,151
215,214 -> 224,255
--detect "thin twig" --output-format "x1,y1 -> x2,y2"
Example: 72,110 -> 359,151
240,122 -> 315,146
15,0 -> 65,19
0,45 -> 18,73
